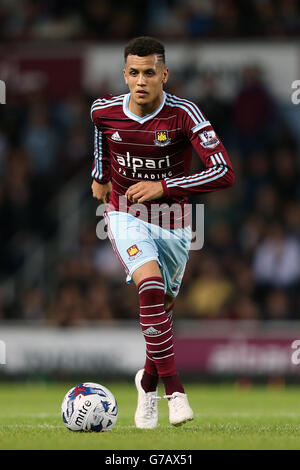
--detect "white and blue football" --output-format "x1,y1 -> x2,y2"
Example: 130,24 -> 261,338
61,382 -> 118,432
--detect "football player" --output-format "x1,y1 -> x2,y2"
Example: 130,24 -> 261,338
91,36 -> 235,428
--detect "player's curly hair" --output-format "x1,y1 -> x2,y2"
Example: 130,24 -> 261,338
124,36 -> 165,64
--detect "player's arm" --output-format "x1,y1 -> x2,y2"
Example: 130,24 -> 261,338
90,99 -> 112,202
91,180 -> 112,203
126,110 -> 234,203
161,107 -> 235,198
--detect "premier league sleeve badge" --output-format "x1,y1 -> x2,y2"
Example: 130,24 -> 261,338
199,130 -> 220,149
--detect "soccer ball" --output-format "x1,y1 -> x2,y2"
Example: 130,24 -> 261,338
61,382 -> 118,432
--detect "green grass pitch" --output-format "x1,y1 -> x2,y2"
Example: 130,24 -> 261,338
1,381 -> 300,450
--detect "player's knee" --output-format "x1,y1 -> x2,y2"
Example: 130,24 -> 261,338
132,260 -> 162,286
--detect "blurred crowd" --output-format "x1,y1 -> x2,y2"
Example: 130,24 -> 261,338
0,55 -> 300,325
0,0 -> 300,41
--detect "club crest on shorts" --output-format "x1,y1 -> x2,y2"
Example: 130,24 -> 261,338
154,130 -> 171,146
127,244 -> 142,260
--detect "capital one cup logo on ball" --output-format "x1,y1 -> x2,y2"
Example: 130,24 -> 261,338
61,382 -> 118,432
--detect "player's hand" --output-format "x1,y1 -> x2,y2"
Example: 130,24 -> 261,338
91,180 -> 112,203
125,181 -> 164,203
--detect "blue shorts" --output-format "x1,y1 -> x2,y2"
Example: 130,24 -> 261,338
104,211 -> 192,298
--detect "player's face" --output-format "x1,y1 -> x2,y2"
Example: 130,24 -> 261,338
123,54 -> 169,112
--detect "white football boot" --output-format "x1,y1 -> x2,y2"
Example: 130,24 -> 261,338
134,369 -> 161,429
164,392 -> 194,426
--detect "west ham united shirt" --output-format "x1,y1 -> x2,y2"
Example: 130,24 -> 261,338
91,92 -> 235,228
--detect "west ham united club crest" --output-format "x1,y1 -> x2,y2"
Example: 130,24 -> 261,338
127,244 -> 142,260
154,130 -> 171,146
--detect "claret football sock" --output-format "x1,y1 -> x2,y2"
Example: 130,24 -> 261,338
165,301 -> 175,328
141,369 -> 159,393
162,374 -> 185,396
137,276 -> 182,386
144,353 -> 158,377
159,303 -> 185,395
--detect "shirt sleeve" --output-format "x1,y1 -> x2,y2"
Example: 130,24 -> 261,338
90,100 -> 111,184
161,101 -> 235,197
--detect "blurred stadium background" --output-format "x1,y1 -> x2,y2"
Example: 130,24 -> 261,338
0,0 -> 300,383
